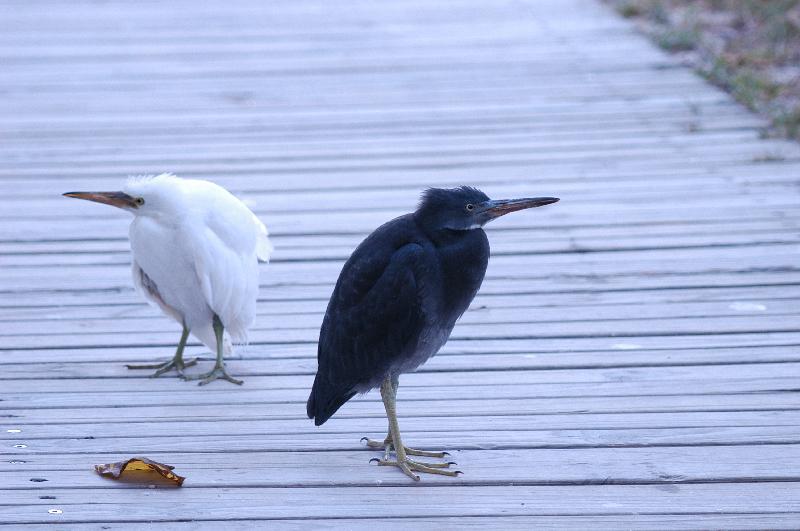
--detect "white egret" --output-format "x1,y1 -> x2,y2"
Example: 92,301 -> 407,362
64,174 -> 271,385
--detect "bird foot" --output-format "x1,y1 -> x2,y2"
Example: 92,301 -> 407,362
125,357 -> 199,378
362,436 -> 450,458
362,436 -> 457,480
369,456 -> 462,481
184,364 -> 243,386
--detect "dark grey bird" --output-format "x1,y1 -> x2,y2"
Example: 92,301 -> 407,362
307,186 -> 558,480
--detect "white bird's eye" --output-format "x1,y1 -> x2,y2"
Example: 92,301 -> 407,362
465,203 -> 475,211
135,197 -> 145,206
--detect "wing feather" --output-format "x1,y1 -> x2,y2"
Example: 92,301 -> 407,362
131,260 -> 182,323
309,237 -> 431,424
186,188 -> 265,343
252,213 -> 273,263
188,223 -> 257,344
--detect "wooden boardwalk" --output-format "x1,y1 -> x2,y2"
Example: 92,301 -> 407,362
1,0 -> 799,528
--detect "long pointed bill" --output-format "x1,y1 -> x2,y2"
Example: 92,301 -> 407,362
481,197 -> 559,219
63,191 -> 138,210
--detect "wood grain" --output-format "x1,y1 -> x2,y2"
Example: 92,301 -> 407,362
2,0 -> 799,527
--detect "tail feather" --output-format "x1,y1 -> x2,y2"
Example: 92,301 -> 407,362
307,374 -> 355,426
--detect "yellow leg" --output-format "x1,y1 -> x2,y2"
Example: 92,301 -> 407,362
368,377 -> 461,481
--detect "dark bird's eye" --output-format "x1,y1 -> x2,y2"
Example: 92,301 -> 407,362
135,197 -> 145,206
465,203 -> 474,211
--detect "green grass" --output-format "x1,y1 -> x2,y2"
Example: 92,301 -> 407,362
607,0 -> 800,140
775,107 -> 800,138
701,58 -> 781,110
656,26 -> 699,51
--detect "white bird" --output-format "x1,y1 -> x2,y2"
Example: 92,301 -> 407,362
64,174 -> 271,385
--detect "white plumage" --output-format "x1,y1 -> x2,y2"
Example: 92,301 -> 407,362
65,173 -> 270,385
126,174 -> 269,349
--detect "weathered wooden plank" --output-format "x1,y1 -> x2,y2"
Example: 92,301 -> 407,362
3,445 -> 800,489
4,191 -> 795,230
5,248 -> 799,294
2,284 -> 793,319
1,298 -> 792,336
1,483 -> 798,523
5,231 -> 797,270
2,349 -> 799,388
3,166 -> 788,211
3,344 -> 799,389
4,393 -> 798,426
3,131 -> 773,173
3,368 -> 795,409
8,514 -> 800,531
0,283 -> 790,323
7,246 -> 791,278
5,220 -> 799,264
0,103 -> 756,140
4,409 -> 796,443
0,115 -> 765,152
4,219 -> 799,262
2,208 -> 771,241
1,0 -> 799,526
0,293 -> 789,326
2,207 -> 797,252
1,149 -> 795,181
0,79 -> 734,111
2,313 -> 796,350
5,331 -> 799,368
0,131 -> 767,170
7,424 -> 795,457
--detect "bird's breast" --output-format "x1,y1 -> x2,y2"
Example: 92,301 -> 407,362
436,233 -> 490,321
128,216 -> 209,320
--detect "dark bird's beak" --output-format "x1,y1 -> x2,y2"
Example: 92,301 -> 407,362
480,197 -> 559,219
63,191 -> 139,210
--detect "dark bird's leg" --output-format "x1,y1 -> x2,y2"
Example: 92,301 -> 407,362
364,378 -> 450,459
371,376 -> 460,481
126,325 -> 198,378
185,315 -> 243,386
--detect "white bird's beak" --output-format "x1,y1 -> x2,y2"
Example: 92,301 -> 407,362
63,191 -> 139,210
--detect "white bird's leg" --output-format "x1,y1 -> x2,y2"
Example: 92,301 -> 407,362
369,376 -> 459,481
185,315 -> 243,386
125,325 -> 198,378
363,377 -> 451,459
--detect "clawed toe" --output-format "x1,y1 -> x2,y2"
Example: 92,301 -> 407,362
365,435 -> 459,480
126,357 -> 199,379
371,456 -> 462,480
369,456 -> 455,469
362,380 -> 463,481
407,459 -> 455,468
159,357 -> 199,378
405,447 -> 449,458
185,365 -> 243,386
362,437 -> 388,449
363,436 -> 449,459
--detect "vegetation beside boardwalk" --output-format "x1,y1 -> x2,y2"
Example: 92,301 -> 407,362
607,0 -> 800,141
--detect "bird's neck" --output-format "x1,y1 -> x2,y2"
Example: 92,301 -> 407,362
428,227 -> 490,322
426,227 -> 468,246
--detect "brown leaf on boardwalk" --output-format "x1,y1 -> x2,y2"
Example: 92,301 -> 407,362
94,457 -> 185,486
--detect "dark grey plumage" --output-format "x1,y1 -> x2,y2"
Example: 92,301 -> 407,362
307,186 -> 558,426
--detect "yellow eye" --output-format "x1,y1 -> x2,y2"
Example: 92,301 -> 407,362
465,203 -> 475,211
135,197 -> 145,206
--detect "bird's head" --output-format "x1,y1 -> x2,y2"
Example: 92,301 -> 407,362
415,186 -> 559,232
63,174 -> 185,216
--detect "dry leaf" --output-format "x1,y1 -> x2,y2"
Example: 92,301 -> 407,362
95,457 -> 185,486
